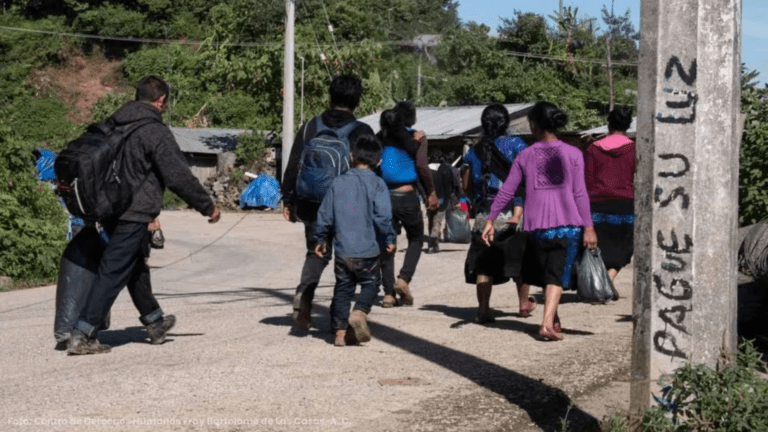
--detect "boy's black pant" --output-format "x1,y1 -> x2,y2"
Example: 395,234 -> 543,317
330,255 -> 380,331
73,220 -> 163,338
381,190 -> 424,296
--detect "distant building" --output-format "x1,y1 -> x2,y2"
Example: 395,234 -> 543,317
170,127 -> 248,184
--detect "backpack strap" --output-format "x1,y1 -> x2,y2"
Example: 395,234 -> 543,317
335,120 -> 362,140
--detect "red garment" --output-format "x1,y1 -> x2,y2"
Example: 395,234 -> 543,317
584,134 -> 636,202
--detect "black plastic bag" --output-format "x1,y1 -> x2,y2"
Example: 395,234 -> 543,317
444,206 -> 471,244
54,226 -> 109,346
576,248 -> 616,303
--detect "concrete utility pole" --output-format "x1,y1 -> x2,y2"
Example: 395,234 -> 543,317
281,0 -> 296,182
631,0 -> 741,414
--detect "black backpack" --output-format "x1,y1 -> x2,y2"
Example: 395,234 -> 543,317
54,117 -> 158,222
295,117 -> 360,203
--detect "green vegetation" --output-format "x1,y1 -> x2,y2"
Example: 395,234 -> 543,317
0,121 -> 67,283
739,68 -> 768,225
0,1 -> 764,281
594,340 -> 768,432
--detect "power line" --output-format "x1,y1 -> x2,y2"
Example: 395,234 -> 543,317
0,24 -> 638,67
501,50 -> 637,67
0,25 -> 388,48
298,1 -> 333,81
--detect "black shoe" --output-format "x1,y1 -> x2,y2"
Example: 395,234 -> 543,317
425,237 -> 440,254
67,333 -> 112,355
146,315 -> 176,345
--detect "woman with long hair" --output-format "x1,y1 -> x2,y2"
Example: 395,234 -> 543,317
377,106 -> 436,308
462,103 -> 533,324
584,108 -> 635,290
483,101 -> 596,341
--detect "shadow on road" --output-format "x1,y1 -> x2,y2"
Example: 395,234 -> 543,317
419,304 -> 595,339
253,287 -> 600,431
98,326 -> 150,347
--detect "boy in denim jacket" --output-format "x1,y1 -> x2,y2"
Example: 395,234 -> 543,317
314,135 -> 396,346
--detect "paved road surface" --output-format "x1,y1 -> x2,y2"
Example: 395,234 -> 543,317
0,211 -> 634,431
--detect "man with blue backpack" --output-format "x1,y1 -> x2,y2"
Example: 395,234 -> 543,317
281,75 -> 374,331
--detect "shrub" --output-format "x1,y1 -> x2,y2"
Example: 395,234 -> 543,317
206,91 -> 260,128
91,92 -> 132,123
639,340 -> 768,432
0,124 -> 67,283
7,96 -> 82,150
739,71 -> 768,226
235,131 -> 269,166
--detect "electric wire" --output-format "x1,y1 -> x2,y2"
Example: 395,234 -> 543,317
318,0 -> 340,54
297,1 -> 334,81
0,25 -> 638,68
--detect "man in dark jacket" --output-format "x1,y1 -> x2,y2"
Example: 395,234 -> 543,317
281,75 -> 374,331
68,75 -> 221,355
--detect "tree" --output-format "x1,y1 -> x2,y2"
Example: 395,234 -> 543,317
739,67 -> 768,225
498,11 -> 550,55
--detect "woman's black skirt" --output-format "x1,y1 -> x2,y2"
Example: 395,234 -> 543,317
591,200 -> 634,271
464,213 -> 527,285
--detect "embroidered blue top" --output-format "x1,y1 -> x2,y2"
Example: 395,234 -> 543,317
463,135 -> 528,208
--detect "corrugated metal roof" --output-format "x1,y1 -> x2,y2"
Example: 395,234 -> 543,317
579,117 -> 637,137
170,127 -> 249,154
357,103 -> 535,140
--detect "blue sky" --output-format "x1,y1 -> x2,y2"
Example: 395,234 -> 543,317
457,0 -> 767,85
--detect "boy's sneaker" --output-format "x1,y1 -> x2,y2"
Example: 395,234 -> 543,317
381,295 -> 397,308
67,333 -> 111,355
334,330 -> 347,347
348,310 -> 371,343
146,315 -> 176,345
395,278 -> 414,306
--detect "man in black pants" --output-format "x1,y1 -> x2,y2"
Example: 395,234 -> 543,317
67,76 -> 221,355
281,76 -> 374,330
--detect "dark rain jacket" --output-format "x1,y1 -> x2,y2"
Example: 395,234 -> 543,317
111,101 -> 214,223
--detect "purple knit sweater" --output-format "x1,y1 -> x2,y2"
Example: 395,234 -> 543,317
489,140 -> 593,231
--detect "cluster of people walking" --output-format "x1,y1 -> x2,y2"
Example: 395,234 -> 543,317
58,73 -> 635,354
280,75 -> 636,346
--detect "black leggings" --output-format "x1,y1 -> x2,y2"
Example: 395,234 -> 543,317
381,190 -> 424,295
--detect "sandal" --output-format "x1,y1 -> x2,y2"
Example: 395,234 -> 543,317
539,325 -> 564,341
553,313 -> 561,333
519,296 -> 537,318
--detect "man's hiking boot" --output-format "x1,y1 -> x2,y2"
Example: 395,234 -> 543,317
292,306 -> 311,330
145,314 -> 176,345
344,327 -> 359,346
348,310 -> 371,343
67,333 -> 111,355
395,278 -> 414,306
292,296 -> 312,330
381,294 -> 397,308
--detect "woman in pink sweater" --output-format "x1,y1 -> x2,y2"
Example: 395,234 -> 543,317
482,102 -> 597,341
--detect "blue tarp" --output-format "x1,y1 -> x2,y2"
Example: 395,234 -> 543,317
240,174 -> 282,210
34,149 -> 57,181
